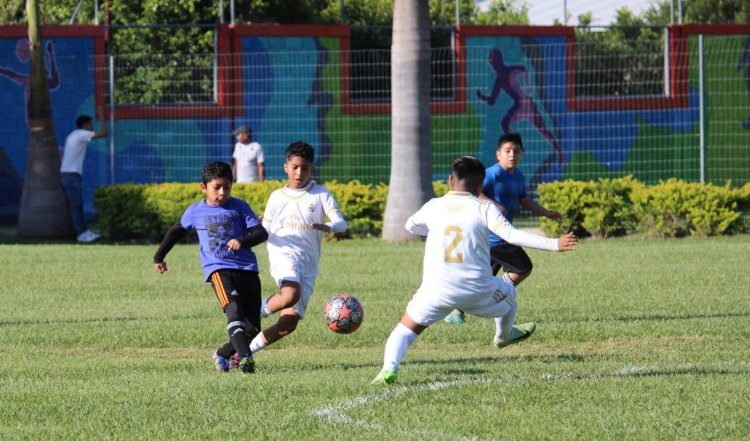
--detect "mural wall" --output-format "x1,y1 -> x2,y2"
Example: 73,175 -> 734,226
1,24 -> 748,221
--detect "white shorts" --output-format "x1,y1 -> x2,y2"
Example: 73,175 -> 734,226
405,276 -> 516,326
269,254 -> 317,319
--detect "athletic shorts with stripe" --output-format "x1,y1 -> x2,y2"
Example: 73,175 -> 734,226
209,269 -> 262,334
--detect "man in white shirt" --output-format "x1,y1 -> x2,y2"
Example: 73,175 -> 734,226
372,156 -> 578,385
231,125 -> 264,183
60,110 -> 107,243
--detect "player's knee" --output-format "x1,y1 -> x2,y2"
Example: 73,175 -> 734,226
276,314 -> 300,336
278,283 -> 301,307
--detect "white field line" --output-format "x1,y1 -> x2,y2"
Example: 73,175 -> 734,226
310,361 -> 748,439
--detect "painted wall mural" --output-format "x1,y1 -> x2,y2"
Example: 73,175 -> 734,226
0,25 -> 748,220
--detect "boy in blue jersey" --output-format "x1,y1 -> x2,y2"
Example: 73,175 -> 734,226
445,133 -> 563,326
153,161 -> 268,373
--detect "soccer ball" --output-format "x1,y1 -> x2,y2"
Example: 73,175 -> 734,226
324,294 -> 364,334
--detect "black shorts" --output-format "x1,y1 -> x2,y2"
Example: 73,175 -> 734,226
489,242 -> 533,276
208,269 -> 262,331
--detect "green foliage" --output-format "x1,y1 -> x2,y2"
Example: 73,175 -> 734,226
473,0 -> 530,25
631,179 -> 746,238
94,179 -> 392,241
97,177 -> 750,242
539,176 -> 749,239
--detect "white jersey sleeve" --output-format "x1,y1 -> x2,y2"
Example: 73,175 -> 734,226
485,203 -> 558,251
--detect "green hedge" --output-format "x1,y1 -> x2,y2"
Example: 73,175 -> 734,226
95,177 -> 750,242
94,180 -> 449,242
538,177 -> 750,239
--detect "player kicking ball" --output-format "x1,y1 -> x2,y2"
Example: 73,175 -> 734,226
372,156 -> 577,385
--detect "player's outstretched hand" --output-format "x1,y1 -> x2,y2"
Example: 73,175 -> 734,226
557,232 -> 578,251
155,262 -> 168,273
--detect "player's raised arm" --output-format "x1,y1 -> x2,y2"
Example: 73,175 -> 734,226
487,204 -> 576,252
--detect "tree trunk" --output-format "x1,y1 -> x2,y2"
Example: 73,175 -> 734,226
382,0 -> 434,241
18,0 -> 74,238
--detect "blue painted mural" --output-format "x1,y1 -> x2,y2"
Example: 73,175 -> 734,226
1,25 -> 748,222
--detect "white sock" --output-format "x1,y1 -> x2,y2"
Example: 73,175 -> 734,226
260,300 -> 272,318
382,323 -> 418,373
495,301 -> 517,339
249,332 -> 268,353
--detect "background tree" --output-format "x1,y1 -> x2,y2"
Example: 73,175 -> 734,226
382,0 -> 434,241
473,0 -> 530,25
18,0 -> 74,238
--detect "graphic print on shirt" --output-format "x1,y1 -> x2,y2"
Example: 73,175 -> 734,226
205,212 -> 235,259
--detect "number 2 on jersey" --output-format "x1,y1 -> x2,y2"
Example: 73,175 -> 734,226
444,225 -> 463,263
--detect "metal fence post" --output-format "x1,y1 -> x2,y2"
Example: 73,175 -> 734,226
699,34 -> 705,184
109,54 -> 115,185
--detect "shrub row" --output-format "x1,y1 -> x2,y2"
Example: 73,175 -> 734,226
94,177 -> 750,242
94,180 -> 450,242
537,176 -> 750,238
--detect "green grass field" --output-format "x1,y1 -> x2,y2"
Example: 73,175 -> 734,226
1,236 -> 749,440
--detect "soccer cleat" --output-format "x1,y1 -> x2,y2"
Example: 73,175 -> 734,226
444,309 -> 467,325
239,355 -> 255,374
493,322 -> 537,349
371,369 -> 398,385
211,351 -> 230,373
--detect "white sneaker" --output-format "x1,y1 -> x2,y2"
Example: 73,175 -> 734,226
77,230 -> 100,243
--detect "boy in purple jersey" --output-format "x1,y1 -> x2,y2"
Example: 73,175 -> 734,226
153,162 -> 268,373
446,133 -> 563,325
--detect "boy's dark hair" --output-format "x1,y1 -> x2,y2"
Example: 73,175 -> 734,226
498,132 -> 524,150
285,141 -> 315,163
201,161 -> 233,184
452,156 -> 486,189
76,115 -> 93,129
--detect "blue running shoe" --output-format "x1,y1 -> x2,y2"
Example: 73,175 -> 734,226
211,351 -> 230,373
444,309 -> 467,325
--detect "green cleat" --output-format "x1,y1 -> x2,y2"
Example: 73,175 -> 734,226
239,355 -> 256,374
371,369 -> 398,385
444,309 -> 467,325
493,322 -> 536,348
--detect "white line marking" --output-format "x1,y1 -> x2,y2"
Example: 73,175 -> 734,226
311,361 -> 749,439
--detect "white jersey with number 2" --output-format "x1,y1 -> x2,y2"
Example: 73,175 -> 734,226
406,191 -> 558,302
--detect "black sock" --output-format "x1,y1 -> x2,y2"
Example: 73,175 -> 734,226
216,341 -> 235,359
229,327 -> 251,358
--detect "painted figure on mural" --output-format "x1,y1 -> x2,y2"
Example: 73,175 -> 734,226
476,48 -> 562,181
738,37 -> 750,129
0,40 -> 60,122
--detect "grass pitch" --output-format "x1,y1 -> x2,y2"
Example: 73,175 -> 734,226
1,236 -> 749,440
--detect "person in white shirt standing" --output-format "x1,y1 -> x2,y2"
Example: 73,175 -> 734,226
231,125 -> 264,183
60,109 -> 107,243
248,141 -> 347,356
372,156 -> 578,385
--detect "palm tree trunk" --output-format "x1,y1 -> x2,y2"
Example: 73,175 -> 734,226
382,0 -> 434,241
18,0 -> 74,238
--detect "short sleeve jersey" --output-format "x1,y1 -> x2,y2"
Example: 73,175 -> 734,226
60,129 -> 95,174
232,141 -> 264,183
180,197 -> 262,281
482,163 -> 527,247
262,181 -> 342,277
406,191 -> 557,301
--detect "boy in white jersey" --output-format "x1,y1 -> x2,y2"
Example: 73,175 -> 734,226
248,141 -> 347,354
372,156 -> 577,385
